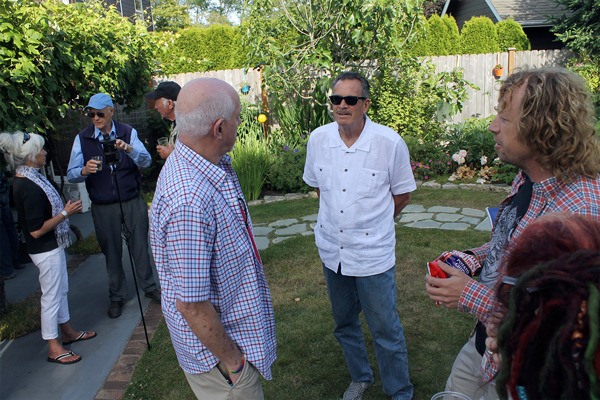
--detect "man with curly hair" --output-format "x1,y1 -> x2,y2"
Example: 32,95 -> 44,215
425,68 -> 600,399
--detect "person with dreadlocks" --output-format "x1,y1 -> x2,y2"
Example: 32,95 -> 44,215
425,67 -> 600,399
496,251 -> 600,400
489,213 -> 600,399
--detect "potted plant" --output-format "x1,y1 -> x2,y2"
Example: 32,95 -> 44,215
492,64 -> 504,78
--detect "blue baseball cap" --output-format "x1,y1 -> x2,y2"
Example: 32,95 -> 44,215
84,93 -> 114,110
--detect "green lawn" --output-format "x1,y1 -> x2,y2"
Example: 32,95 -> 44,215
123,187 -> 506,400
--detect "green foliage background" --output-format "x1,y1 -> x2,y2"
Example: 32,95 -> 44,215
0,0 -> 157,134
460,16 -> 500,55
496,19 -> 530,51
371,59 -> 475,141
407,14 -> 528,57
156,25 -> 246,75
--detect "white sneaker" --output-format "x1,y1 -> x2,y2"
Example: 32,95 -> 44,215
343,382 -> 371,400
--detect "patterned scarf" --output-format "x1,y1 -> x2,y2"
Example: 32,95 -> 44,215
16,165 -> 71,248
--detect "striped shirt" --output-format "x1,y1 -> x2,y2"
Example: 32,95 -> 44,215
149,141 -> 276,378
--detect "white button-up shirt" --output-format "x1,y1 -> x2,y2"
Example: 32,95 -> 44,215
303,117 -> 416,276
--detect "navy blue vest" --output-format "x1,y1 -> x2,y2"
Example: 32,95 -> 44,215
79,122 -> 141,204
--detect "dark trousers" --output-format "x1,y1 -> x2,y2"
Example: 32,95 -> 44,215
91,194 -> 157,301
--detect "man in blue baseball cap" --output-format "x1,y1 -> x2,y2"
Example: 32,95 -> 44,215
67,93 -> 161,319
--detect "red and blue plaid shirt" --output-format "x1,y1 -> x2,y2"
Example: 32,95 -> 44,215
464,171 -> 600,380
460,170 -> 600,321
149,142 -> 276,378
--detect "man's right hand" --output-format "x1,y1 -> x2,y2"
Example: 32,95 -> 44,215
425,261 -> 472,308
156,144 -> 174,160
82,158 -> 101,176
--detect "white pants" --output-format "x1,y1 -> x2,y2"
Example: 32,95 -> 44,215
30,247 -> 70,340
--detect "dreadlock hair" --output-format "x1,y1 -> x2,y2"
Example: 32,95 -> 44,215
498,213 -> 600,309
497,68 -> 600,183
496,215 -> 600,400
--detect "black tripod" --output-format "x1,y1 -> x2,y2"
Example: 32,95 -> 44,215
109,162 -> 151,350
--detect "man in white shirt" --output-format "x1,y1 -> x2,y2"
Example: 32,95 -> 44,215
303,72 -> 416,400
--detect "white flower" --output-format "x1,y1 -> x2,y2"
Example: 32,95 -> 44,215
458,149 -> 468,158
480,156 -> 487,166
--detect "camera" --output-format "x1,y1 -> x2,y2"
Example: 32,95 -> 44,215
102,138 -> 119,166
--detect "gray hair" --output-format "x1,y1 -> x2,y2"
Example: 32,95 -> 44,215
332,71 -> 370,98
161,98 -> 175,108
175,90 -> 235,138
0,131 -> 45,171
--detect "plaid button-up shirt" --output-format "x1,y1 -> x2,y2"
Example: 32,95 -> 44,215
149,142 -> 276,378
460,170 -> 600,322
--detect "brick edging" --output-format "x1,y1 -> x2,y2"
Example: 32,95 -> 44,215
94,301 -> 163,400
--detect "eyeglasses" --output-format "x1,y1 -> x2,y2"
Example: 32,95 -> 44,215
329,95 -> 367,106
22,132 -> 30,144
87,111 -> 106,119
501,275 -> 539,293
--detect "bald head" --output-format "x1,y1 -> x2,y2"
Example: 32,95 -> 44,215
175,78 -> 240,138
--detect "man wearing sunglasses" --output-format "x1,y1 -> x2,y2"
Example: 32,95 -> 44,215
303,72 -> 416,400
67,93 -> 161,319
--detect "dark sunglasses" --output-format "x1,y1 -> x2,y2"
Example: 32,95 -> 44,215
87,111 -> 106,119
22,132 -> 30,144
329,95 -> 367,106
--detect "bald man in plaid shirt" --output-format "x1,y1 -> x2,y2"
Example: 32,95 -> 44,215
150,78 -> 276,400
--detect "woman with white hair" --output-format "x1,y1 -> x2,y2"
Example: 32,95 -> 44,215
0,131 -> 96,365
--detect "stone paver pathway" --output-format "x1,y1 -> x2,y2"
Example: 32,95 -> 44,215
252,201 -> 493,251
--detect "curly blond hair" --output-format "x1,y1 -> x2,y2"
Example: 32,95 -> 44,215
497,68 -> 600,182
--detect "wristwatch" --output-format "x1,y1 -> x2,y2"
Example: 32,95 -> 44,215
60,210 -> 68,219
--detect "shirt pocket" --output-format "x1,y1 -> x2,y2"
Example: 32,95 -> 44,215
357,168 -> 387,198
314,165 -> 332,191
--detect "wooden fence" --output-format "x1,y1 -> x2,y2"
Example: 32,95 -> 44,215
156,68 -> 263,105
424,49 -> 570,123
163,49 -> 570,124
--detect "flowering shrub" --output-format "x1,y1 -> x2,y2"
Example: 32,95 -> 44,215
451,149 -> 468,165
449,149 -> 492,183
411,161 -> 431,181
443,116 -> 496,166
448,165 -> 477,181
405,136 -> 453,181
411,159 -> 452,181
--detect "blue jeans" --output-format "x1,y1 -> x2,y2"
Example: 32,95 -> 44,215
324,264 -> 413,400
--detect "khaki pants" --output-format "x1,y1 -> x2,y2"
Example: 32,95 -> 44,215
184,361 -> 264,400
445,334 -> 499,400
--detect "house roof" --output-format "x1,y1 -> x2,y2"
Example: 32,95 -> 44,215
442,0 -> 565,27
